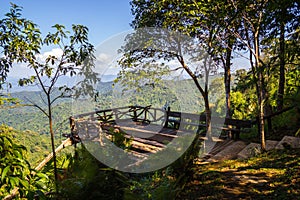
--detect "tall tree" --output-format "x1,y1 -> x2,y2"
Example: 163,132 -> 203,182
264,0 -> 300,110
1,4 -> 98,184
187,1 -> 244,119
127,0 -> 242,134
18,24 -> 98,183
118,28 -> 217,134
228,0 -> 271,150
130,0 -> 246,121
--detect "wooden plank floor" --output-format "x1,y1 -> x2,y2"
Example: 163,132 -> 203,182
76,120 -> 185,155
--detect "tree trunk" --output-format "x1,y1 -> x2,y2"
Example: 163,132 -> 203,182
254,32 -> 266,151
48,97 -> 58,185
277,13 -> 286,111
224,39 -> 233,119
204,93 -> 212,137
258,85 -> 266,150
177,56 -> 211,135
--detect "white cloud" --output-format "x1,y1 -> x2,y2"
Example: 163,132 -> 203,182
37,48 -> 63,61
94,52 -> 121,75
97,53 -> 112,64
8,48 -> 63,79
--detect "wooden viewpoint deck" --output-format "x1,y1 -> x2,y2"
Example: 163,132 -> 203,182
68,105 -> 252,156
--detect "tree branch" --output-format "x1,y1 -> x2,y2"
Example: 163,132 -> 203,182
23,97 -> 49,117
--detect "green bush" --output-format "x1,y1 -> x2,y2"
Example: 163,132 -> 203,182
57,146 -> 129,200
0,125 -> 52,199
124,170 -> 177,200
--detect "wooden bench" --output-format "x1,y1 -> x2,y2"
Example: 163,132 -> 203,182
164,108 -> 253,139
223,118 -> 252,139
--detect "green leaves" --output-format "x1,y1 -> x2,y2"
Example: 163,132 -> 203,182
0,4 -> 41,88
14,20 -> 98,101
18,76 -> 36,86
70,24 -> 89,44
0,125 -> 52,198
44,24 -> 66,46
0,125 -> 30,198
1,166 -> 10,182
1,4 -> 98,190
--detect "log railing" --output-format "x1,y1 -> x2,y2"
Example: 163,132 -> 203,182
69,105 -> 255,142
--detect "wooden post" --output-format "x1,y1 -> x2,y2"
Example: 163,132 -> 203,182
69,117 -> 76,134
164,107 -> 171,128
144,107 -> 148,122
133,106 -> 137,121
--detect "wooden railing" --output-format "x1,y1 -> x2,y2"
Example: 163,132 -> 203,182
69,105 -> 254,142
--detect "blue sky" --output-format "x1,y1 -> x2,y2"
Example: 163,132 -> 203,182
0,0 -> 133,45
1,1 -> 250,82
1,1 -> 134,80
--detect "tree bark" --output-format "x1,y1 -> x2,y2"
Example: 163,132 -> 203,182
48,96 -> 58,185
204,92 -> 212,137
277,9 -> 286,111
258,81 -> 266,151
224,39 -> 234,119
254,32 -> 266,151
177,56 -> 212,136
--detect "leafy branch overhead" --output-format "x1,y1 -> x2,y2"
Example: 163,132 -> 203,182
117,28 -> 217,94
18,24 -> 99,100
0,3 -> 41,88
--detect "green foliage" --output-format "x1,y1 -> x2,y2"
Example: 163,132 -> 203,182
231,91 -> 256,120
12,129 -> 62,166
0,3 -> 41,88
111,128 -> 133,150
0,125 -> 52,199
209,77 -> 226,117
272,91 -> 300,133
1,2 -> 99,183
272,109 -> 299,131
286,65 -> 300,98
0,1 -> 299,199
16,21 -> 98,105
125,170 -> 177,200
0,93 -> 19,109
230,69 -> 259,120
57,146 -> 128,200
0,125 -> 30,198
0,100 -> 72,135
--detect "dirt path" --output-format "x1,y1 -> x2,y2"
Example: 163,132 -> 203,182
177,148 -> 300,200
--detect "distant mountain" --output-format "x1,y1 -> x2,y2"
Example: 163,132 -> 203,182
100,74 -> 117,82
4,75 -> 116,93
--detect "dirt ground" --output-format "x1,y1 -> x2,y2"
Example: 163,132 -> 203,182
177,149 -> 300,200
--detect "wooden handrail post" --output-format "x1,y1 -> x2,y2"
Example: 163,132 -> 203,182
69,116 -> 76,134
133,106 -> 137,121
164,107 -> 170,128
